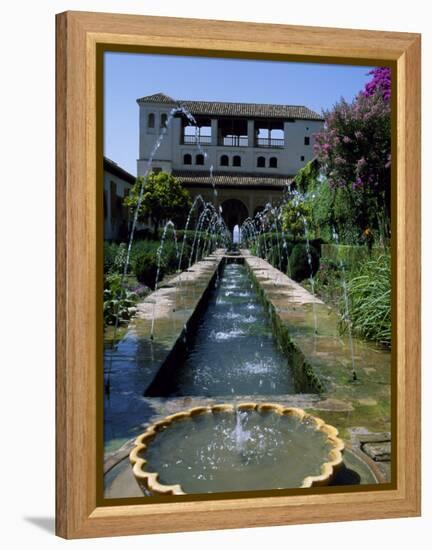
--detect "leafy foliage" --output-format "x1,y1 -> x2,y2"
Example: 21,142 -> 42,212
104,229 -> 210,295
134,251 -> 162,290
308,258 -> 344,307
247,232 -> 323,278
294,159 -> 321,194
320,244 -> 383,270
313,76 -> 391,243
289,243 -> 319,282
281,198 -> 312,241
124,171 -> 192,236
103,273 -> 137,326
104,242 -> 128,274
342,254 -> 391,347
303,177 -> 364,244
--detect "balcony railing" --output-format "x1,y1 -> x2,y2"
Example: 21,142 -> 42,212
182,135 -> 285,148
255,138 -> 285,148
182,135 -> 212,145
217,136 -> 249,147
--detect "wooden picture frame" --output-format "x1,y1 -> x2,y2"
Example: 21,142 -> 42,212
56,11 -> 421,539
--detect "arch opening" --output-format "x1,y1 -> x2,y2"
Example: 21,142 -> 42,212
220,154 -> 229,167
221,199 -> 249,232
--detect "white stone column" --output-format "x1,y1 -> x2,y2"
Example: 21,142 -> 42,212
211,118 -> 218,146
247,119 -> 255,147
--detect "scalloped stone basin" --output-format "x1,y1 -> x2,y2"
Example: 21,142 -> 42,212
130,403 -> 344,495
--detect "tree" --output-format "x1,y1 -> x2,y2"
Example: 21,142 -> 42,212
125,171 -> 192,237
313,67 -> 391,244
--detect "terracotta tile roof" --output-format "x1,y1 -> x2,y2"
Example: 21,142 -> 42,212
104,157 -> 136,184
172,170 -> 293,189
137,92 -> 323,121
137,92 -> 177,104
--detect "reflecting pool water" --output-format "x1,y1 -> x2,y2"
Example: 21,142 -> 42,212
142,409 -> 332,493
156,263 -> 295,396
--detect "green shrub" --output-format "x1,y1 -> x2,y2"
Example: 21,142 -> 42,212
129,240 -> 175,272
103,273 -> 137,326
310,257 -> 343,307
342,254 -> 391,347
135,251 -> 164,290
248,233 -> 323,273
289,243 -> 319,282
128,240 -> 158,271
281,198 -> 312,240
104,242 -> 128,274
320,244 -> 384,271
104,232 -> 212,294
250,233 -> 292,271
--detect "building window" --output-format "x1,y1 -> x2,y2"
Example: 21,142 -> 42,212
257,156 -> 266,168
184,153 -> 192,165
196,154 -> 205,165
148,113 -> 155,128
300,155 -> 305,161
160,113 -> 168,127
304,136 -> 310,145
233,155 -> 241,167
220,155 -> 229,166
269,157 -> 278,168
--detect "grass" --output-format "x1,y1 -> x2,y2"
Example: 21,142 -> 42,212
342,254 -> 391,347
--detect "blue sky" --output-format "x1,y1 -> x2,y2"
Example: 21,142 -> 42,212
104,52 -> 374,175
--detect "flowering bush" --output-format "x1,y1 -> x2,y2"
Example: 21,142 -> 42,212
313,67 -> 391,243
361,67 -> 391,101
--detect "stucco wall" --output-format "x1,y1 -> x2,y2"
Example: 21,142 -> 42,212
137,101 -> 323,177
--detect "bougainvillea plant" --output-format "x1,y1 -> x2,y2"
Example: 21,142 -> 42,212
361,67 -> 391,101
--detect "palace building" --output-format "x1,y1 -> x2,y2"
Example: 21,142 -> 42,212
137,93 -> 324,230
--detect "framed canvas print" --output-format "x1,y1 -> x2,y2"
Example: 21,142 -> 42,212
55,11 -> 421,539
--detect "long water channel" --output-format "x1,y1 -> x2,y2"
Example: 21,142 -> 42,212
149,262 -> 295,397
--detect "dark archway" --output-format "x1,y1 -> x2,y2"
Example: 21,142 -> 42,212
221,199 -> 249,231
